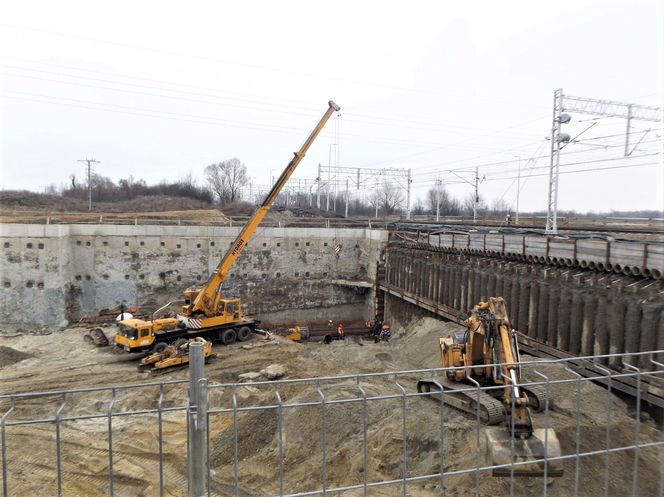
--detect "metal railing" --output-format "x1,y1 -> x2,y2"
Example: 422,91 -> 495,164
1,348 -> 663,497
3,210 -> 663,232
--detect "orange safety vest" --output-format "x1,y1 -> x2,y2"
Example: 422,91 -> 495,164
337,324 -> 344,336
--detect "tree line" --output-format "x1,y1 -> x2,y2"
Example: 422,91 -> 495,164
44,158 -> 661,218
46,172 -> 213,204
40,157 -> 537,217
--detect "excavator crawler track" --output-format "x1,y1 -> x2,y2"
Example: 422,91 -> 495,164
519,382 -> 552,412
417,379 -> 505,425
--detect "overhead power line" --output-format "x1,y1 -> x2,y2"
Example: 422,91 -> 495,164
409,161 -> 660,188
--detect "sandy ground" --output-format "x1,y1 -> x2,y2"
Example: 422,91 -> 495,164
0,319 -> 662,497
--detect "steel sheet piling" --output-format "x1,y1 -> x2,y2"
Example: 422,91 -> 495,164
569,290 -> 584,356
537,282 -> 550,343
580,294 -> 597,357
624,300 -> 642,367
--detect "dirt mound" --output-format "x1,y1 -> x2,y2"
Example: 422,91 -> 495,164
96,195 -> 211,212
1,323 -> 662,496
0,190 -> 212,213
0,345 -> 32,367
0,190 -> 84,211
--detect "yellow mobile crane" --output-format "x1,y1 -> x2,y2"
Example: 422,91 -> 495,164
116,100 -> 340,353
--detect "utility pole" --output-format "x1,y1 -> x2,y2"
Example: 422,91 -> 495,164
326,144 -> 334,211
513,156 -> 521,224
78,158 -> 100,211
473,167 -> 480,223
545,89 -> 564,234
344,178 -> 349,217
405,168 -> 412,220
317,164 -> 321,209
435,177 -> 442,222
544,89 -> 659,234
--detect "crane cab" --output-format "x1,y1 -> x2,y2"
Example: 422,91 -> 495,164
182,298 -> 244,329
115,317 -> 180,352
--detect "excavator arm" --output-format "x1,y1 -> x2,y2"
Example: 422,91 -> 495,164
423,297 -> 562,477
481,298 -> 533,438
186,101 -> 341,317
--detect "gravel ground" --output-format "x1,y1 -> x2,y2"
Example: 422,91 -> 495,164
0,319 -> 661,496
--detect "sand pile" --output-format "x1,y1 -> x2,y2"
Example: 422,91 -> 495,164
0,346 -> 32,367
0,319 -> 661,496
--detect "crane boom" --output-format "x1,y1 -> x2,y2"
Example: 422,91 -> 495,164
188,100 -> 341,316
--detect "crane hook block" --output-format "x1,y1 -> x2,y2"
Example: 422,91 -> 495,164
328,101 -> 341,111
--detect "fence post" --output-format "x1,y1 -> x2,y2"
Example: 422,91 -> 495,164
188,342 -> 208,497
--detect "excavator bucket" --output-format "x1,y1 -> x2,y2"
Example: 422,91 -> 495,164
485,428 -> 563,477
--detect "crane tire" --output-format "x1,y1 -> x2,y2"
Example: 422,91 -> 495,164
237,326 -> 252,342
221,329 -> 237,345
152,342 -> 168,354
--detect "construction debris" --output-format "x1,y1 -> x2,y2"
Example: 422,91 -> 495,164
137,337 -> 215,373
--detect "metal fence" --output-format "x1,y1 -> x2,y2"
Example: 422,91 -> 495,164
2,347 -> 663,497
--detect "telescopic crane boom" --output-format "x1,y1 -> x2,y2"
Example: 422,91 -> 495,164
115,101 -> 340,354
185,101 -> 341,318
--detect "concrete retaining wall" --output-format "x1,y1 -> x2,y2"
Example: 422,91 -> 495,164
0,224 -> 388,329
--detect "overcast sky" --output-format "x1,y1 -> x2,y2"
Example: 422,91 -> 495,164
1,0 -> 663,214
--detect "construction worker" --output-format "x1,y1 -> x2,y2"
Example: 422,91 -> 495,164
327,319 -> 334,328
337,323 -> 345,340
371,320 -> 382,337
380,321 -> 392,341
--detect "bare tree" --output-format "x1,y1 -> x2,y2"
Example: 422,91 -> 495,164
462,192 -> 487,216
412,197 -> 425,215
426,187 -> 462,216
369,180 -> 404,215
44,184 -> 60,195
490,198 -> 510,214
205,158 -> 248,205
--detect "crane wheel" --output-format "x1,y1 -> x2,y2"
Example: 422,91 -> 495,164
152,342 -> 168,354
237,326 -> 252,342
220,329 -> 237,345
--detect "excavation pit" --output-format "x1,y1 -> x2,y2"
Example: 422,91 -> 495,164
1,317 -> 662,497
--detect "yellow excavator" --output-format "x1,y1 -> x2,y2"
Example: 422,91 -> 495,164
417,297 -> 563,477
138,337 -> 215,373
115,100 -> 341,353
